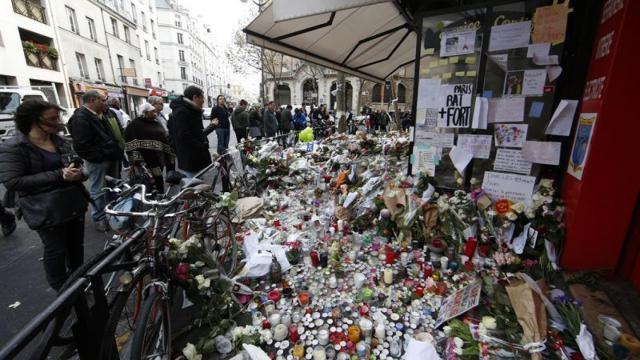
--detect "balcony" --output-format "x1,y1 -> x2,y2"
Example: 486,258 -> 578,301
12,0 -> 47,24
22,40 -> 58,71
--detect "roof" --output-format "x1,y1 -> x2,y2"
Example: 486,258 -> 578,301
243,1 -> 418,83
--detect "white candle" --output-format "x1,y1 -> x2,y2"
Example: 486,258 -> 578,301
375,322 -> 386,340
313,346 -> 326,360
318,329 -> 329,345
440,256 -> 449,271
383,267 -> 393,285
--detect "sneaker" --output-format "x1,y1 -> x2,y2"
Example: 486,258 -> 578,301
94,220 -> 109,233
2,217 -> 16,237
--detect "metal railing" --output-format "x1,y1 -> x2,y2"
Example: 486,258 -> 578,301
23,48 -> 58,71
12,0 -> 47,24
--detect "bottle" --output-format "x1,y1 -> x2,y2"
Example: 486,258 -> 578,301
270,256 -> 282,283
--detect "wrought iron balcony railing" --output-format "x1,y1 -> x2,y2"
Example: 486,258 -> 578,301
12,0 -> 47,24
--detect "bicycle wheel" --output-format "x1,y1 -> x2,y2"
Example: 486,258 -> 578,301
99,266 -> 152,360
202,212 -> 237,275
129,288 -> 171,360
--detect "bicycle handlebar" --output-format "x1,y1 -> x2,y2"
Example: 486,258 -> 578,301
105,183 -> 195,217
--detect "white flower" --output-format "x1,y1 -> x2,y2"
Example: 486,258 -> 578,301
193,261 -> 205,268
487,210 -> 497,217
456,178 -> 464,185
506,212 -> 518,221
182,343 -> 202,360
259,329 -> 273,343
511,202 -> 525,214
169,238 -> 183,246
453,337 -> 464,348
231,326 -> 243,339
195,275 -> 210,290
539,179 -> 554,188
443,326 -> 452,336
532,194 -> 541,201
525,210 -> 536,219
481,316 -> 497,330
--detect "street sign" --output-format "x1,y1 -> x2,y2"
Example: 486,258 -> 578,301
122,68 -> 137,77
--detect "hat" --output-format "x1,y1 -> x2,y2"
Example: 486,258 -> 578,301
139,102 -> 155,114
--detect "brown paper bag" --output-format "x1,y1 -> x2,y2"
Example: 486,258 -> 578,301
505,279 -> 547,360
422,204 -> 439,231
383,183 -> 406,217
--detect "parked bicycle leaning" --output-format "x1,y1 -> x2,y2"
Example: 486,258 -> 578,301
0,99 -> 90,290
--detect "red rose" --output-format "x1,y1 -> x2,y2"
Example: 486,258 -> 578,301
175,262 -> 190,281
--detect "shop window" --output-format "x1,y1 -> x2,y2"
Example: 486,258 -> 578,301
371,84 -> 381,102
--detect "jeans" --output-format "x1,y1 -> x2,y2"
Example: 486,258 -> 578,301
36,216 -> 85,290
85,160 -> 118,222
216,128 -> 230,155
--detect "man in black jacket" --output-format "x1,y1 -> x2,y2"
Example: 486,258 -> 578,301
210,95 -> 230,155
168,86 -> 214,177
263,101 -> 278,138
280,105 -> 293,148
231,99 -> 250,142
68,90 -> 121,232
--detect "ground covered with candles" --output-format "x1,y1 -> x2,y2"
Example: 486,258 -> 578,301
167,132 -> 640,360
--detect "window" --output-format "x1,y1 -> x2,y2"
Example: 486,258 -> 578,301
123,25 -> 131,43
136,35 -> 141,56
131,2 -> 137,24
180,67 -> 187,80
178,50 -> 185,62
177,32 -> 183,44
157,71 -> 162,87
141,11 -> 147,32
111,18 -> 119,38
154,47 -> 159,64
129,59 -> 137,85
151,19 -> 156,39
75,52 -> 88,79
175,15 -> 181,28
65,6 -> 78,34
87,17 -> 96,41
94,58 -> 104,80
397,83 -> 406,103
117,55 -> 126,83
144,40 -> 150,60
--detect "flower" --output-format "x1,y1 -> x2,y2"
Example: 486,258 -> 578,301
539,178 -> 554,189
195,275 -> 211,290
495,199 -> 511,214
511,202 -> 525,214
481,316 -> 497,330
443,326 -> 452,335
182,343 -> 202,360
176,262 -> 190,281
506,212 -> 517,221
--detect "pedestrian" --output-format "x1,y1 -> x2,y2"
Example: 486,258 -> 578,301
103,101 -> 127,175
148,96 -> 168,134
292,108 -> 307,131
125,103 -> 174,193
0,200 -> 16,236
106,97 -> 130,129
231,99 -> 250,142
263,101 -> 278,138
248,104 -> 263,139
280,105 -> 293,148
401,111 -> 412,132
68,90 -> 122,232
210,95 -> 231,155
0,99 -> 89,290
380,110 -> 390,132
168,86 -> 214,178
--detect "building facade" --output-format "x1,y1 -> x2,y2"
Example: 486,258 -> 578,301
0,0 -> 72,107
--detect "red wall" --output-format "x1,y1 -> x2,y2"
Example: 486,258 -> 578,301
561,0 -> 640,273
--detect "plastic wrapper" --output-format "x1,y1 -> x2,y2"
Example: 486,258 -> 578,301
298,127 -> 314,143
505,278 -> 548,360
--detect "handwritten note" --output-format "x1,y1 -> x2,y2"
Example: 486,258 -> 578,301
417,78 -> 441,109
523,69 -> 547,95
436,84 -> 473,128
482,171 -> 536,203
415,130 -> 455,148
494,148 -> 533,175
532,4 -> 569,44
527,43 -> 551,58
522,141 -> 562,165
488,98 -> 525,123
449,146 -> 474,174
457,134 -> 492,159
412,145 -> 439,176
489,21 -> 532,52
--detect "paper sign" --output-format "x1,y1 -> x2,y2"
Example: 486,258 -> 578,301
547,66 -> 563,82
412,145 -> 439,176
465,56 -> 477,65
511,223 -> 531,254
529,102 -> 544,118
429,60 -> 439,68
449,146 -> 474,174
527,43 -> 551,58
471,97 -> 488,129
449,56 -> 459,64
546,99 -> 578,136
415,129 -> 455,148
522,141 -> 561,165
567,113 -> 597,180
442,72 -> 452,80
439,59 -> 449,66
440,29 -> 476,57
435,281 -> 482,328
457,134 -> 492,159
406,338 -> 441,360
417,78 -> 441,109
436,84 -> 473,128
488,98 -> 525,123
482,171 -> 536,203
489,21 -> 532,52
532,4 -> 569,44
425,48 -> 435,55
455,71 -> 465,77
533,54 -> 559,65
494,124 -> 528,148
466,70 -> 477,77
523,69 -> 547,95
494,148 -> 533,175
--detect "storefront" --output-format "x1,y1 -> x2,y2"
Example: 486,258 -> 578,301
70,80 -> 108,108
123,85 -> 150,119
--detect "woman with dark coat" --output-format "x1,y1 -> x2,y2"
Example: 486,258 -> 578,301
125,103 -> 175,193
0,100 -> 88,290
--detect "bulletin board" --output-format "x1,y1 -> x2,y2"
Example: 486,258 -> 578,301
411,0 -> 576,196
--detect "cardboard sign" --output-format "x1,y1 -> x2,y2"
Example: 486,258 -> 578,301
435,281 -> 482,328
532,4 -> 570,44
436,84 -> 473,128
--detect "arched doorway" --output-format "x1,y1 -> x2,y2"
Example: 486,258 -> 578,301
275,84 -> 291,106
397,83 -> 406,103
302,78 -> 318,105
330,81 -> 353,111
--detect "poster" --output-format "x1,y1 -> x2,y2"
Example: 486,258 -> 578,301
412,145 -> 440,176
567,113 -> 597,180
456,134 -> 492,159
440,29 -> 476,57
494,124 -> 528,148
435,281 -> 482,328
489,21 -> 532,52
488,98 -> 525,123
482,171 -> 536,203
417,78 -> 441,109
494,148 -> 533,175
503,70 -> 524,95
532,4 -> 570,44
415,127 -> 455,148
522,141 -> 562,165
436,83 -> 473,128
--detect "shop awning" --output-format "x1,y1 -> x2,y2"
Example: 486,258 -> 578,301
243,0 -> 417,83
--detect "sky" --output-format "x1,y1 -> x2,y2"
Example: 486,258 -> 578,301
181,0 -> 262,99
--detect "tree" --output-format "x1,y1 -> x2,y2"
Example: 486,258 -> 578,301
300,63 -> 325,104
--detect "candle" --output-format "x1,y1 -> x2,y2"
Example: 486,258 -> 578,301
400,252 -> 409,266
313,346 -> 326,360
274,324 -> 288,341
353,273 -> 366,289
375,322 -> 385,340
329,275 -> 337,289
318,329 -> 330,345
347,325 -> 361,343
440,256 -> 449,271
383,267 -> 393,285
293,341 -> 305,359
359,318 -> 373,338
298,291 -> 310,306
310,250 -> 320,267
289,324 -> 300,343
463,237 -> 477,258
356,342 -> 367,358
269,312 -> 281,326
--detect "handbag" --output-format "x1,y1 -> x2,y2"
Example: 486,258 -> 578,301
17,185 -> 88,230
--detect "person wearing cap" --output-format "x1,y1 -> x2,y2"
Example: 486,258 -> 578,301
124,103 -> 175,193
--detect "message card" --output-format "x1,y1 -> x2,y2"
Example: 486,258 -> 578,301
494,124 -> 528,148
